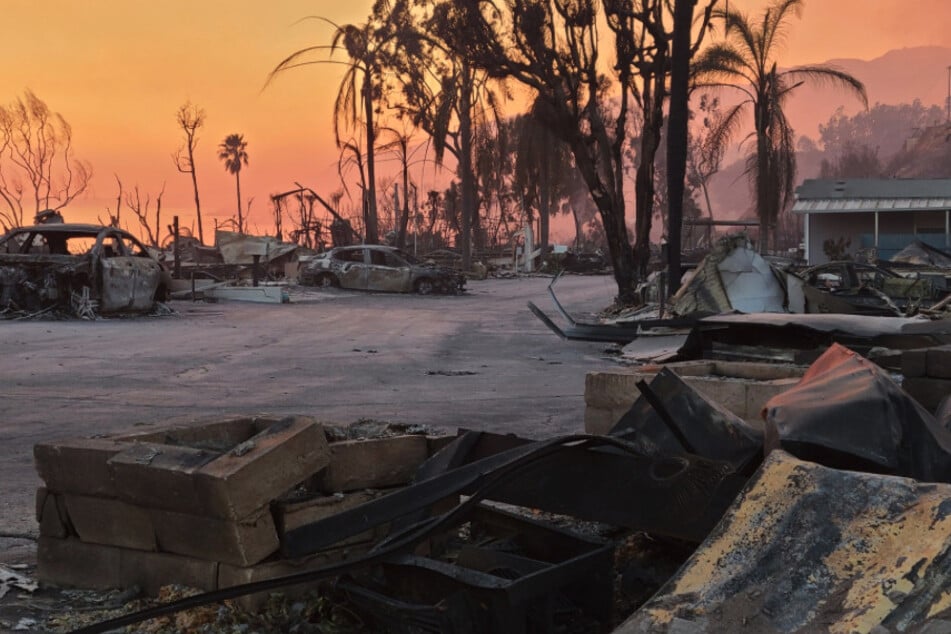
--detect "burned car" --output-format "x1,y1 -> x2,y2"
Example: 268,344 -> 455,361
0,223 -> 170,316
801,260 -> 937,316
300,245 -> 465,295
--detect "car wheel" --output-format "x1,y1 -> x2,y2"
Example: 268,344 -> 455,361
415,278 -> 434,295
316,273 -> 338,288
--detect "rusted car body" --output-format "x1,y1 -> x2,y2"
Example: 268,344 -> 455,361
0,224 -> 169,315
300,245 -> 465,294
800,260 -> 938,316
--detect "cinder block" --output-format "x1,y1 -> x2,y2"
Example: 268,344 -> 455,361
711,361 -> 804,381
927,347 -> 951,379
109,443 -> 217,515
36,488 -> 70,538
316,435 -> 429,493
904,377 -> 951,413
34,438 -> 126,498
584,372 -> 641,410
584,406 -> 621,436
902,349 -> 930,378
119,549 -> 219,595
115,415 -> 264,451
685,378 -> 748,421
275,490 -> 388,548
150,507 -> 279,567
426,434 -> 458,456
196,416 -> 330,519
63,494 -> 156,552
746,378 -> 800,423
37,536 -> 121,590
219,543 -> 370,611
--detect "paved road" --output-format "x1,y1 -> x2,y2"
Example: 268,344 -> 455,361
0,275 -> 619,552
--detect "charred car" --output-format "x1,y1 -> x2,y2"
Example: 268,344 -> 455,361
801,260 -> 937,316
0,224 -> 170,316
300,245 -> 465,295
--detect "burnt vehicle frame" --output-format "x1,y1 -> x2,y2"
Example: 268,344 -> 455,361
300,245 -> 465,295
800,260 -> 937,315
0,223 -> 170,316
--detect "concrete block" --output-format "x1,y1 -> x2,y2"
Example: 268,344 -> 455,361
63,494 -> 157,552
196,416 -> 330,519
119,549 -> 219,595
684,377 -> 749,420
584,372 -> 641,409
316,435 -> 429,493
34,437 -> 126,498
710,360 -> 804,381
37,536 -> 121,590
426,434 -> 458,456
902,349 -> 929,378
115,415 -> 264,451
927,347 -> 951,379
903,377 -> 951,413
584,406 -> 622,436
745,378 -> 800,423
150,507 -> 279,567
109,443 -> 217,515
275,490 -> 388,548
36,488 -> 70,538
219,543 -> 370,611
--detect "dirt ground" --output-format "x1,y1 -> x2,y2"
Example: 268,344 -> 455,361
0,275 -> 618,578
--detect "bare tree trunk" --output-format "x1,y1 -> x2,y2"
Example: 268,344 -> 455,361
236,171 -> 243,234
363,73 -> 379,244
397,155 -> 410,249
459,63 -> 476,269
666,0 -> 695,297
188,145 -> 203,244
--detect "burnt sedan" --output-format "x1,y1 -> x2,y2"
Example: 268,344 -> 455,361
300,245 -> 465,295
800,260 -> 937,316
0,223 -> 170,316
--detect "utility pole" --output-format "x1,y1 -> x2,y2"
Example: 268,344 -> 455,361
946,65 -> 950,123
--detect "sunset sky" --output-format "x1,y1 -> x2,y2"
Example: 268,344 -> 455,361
3,0 -> 951,240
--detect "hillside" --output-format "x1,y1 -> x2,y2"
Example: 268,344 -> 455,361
705,46 -> 951,221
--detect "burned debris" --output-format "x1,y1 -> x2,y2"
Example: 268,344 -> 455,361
26,336 -> 951,632
0,224 -> 170,319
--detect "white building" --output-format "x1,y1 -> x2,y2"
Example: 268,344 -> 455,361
792,179 -> 951,264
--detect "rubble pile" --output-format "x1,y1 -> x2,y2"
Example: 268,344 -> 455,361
33,416 -> 443,610
28,345 -> 951,633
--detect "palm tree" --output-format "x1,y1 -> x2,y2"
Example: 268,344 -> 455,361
269,9 -> 408,245
694,0 -> 867,252
218,134 -> 249,233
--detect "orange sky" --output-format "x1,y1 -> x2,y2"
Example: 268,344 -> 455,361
3,0 -> 951,240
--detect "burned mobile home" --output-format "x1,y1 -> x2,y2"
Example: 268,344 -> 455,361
0,223 -> 170,318
300,244 -> 466,295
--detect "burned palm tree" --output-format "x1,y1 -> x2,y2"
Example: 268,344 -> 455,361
694,0 -> 867,252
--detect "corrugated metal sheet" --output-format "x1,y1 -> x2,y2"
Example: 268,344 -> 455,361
797,178 -> 951,199
615,450 -> 951,633
792,197 -> 951,214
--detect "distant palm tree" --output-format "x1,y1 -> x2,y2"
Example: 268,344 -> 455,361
694,0 -> 867,252
218,134 -> 249,233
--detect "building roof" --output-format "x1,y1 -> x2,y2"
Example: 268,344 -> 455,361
792,179 -> 951,215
